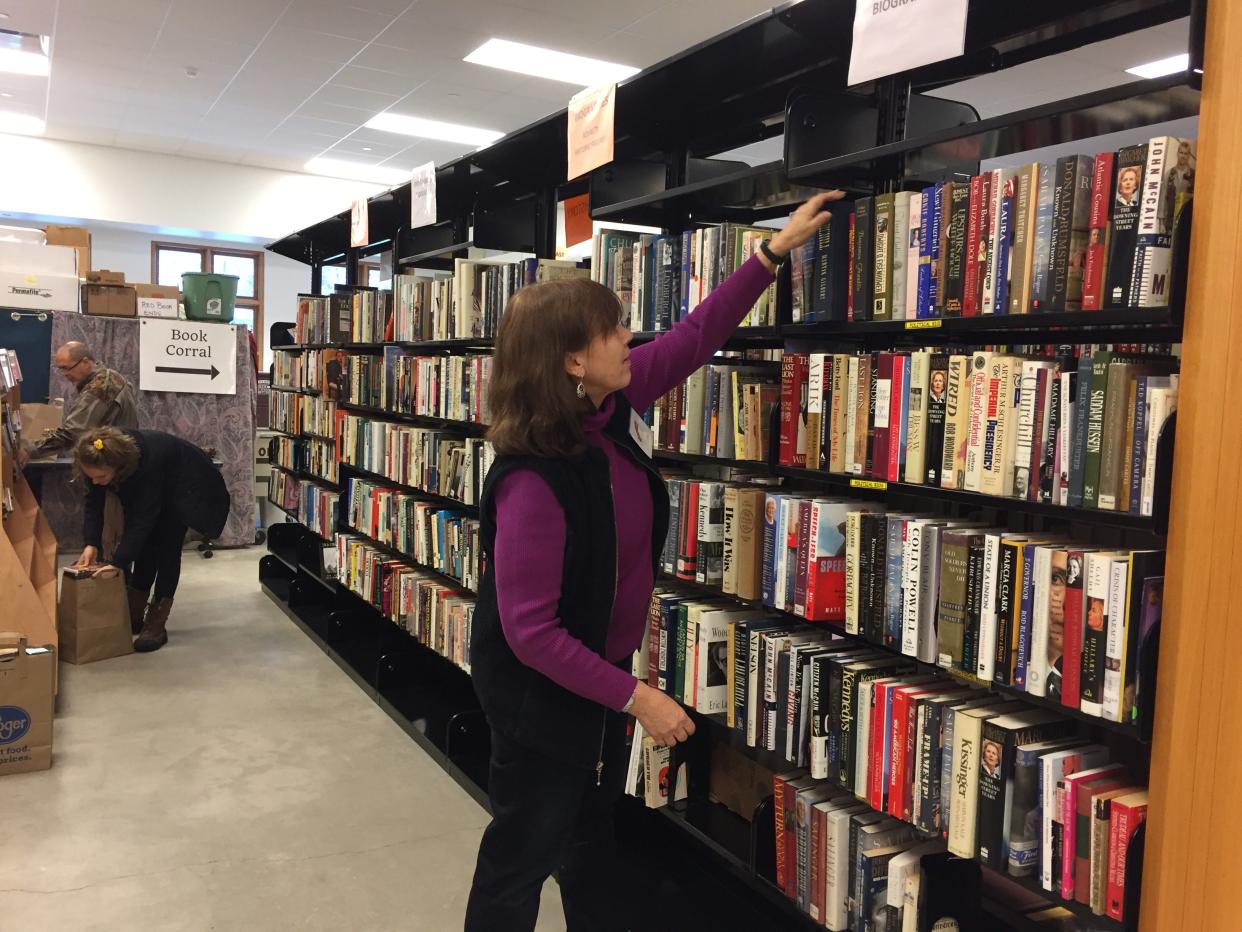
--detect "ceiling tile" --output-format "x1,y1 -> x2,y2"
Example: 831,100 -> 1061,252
294,98 -> 376,125
326,136 -> 410,159
259,26 -> 369,66
160,0 -> 291,44
348,43 -> 444,82
332,65 -> 424,97
312,83 -> 402,113
280,113 -> 360,139
281,0 -> 401,43
1,0 -> 60,36
178,141 -> 250,163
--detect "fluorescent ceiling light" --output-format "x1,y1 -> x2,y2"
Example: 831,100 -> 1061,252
0,110 -> 44,134
304,157 -> 407,186
0,30 -> 50,76
1126,53 -> 1189,79
365,112 -> 503,147
465,38 -> 638,87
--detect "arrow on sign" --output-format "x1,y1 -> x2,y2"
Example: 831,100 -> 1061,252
156,365 -> 220,379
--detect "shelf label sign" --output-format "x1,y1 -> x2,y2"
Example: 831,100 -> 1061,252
139,319 -> 237,396
847,0 -> 969,87
351,197 -> 369,248
411,161 -> 437,229
850,478 -> 888,491
564,193 -> 592,248
567,82 -> 616,180
905,319 -> 943,330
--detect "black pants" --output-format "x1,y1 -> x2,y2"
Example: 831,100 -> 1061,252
465,709 -> 630,932
126,515 -> 187,601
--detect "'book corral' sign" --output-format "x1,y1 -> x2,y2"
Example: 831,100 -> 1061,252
139,319 -> 238,395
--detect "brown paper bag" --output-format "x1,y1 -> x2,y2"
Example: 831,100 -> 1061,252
57,570 -> 133,664
0,633 -> 55,776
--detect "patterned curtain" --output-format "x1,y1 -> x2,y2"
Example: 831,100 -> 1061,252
41,312 -> 256,549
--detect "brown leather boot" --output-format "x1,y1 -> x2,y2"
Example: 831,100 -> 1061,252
127,587 -> 150,636
134,597 -> 172,652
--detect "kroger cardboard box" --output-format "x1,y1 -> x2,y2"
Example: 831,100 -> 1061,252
134,283 -> 181,319
0,242 -> 79,313
0,639 -> 55,777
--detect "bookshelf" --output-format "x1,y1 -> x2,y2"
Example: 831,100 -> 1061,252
259,1 -> 1212,929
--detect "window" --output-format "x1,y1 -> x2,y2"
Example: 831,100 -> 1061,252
153,242 -> 265,357
320,265 -> 347,295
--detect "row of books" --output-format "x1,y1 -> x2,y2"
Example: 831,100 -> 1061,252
272,348 -> 327,392
336,534 -> 474,673
791,135 -> 1196,323
343,477 -> 484,592
267,470 -> 337,540
0,347 -> 24,392
271,390 -> 337,440
650,364 -> 778,461
778,348 -> 1178,516
592,224 -> 780,333
274,436 -> 338,484
659,478 -> 1163,723
338,349 -> 492,425
336,413 -> 495,507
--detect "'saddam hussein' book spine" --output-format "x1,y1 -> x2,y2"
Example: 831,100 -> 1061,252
963,174 -> 984,317
1081,350 -> 1115,509
943,183 -> 970,316
1067,354 -> 1095,508
1105,142 -> 1148,308
853,197 -> 874,321
1029,162 -> 1057,311
1009,163 -> 1039,314
873,192 -> 895,320
1082,152 -> 1115,310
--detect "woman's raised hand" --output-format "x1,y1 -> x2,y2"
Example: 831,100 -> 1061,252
769,190 -> 847,257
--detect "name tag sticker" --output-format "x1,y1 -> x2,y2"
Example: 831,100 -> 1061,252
629,409 -> 653,458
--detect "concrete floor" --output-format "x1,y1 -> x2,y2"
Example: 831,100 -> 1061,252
0,547 -> 566,932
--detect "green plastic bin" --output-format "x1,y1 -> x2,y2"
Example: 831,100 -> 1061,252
182,272 -> 238,322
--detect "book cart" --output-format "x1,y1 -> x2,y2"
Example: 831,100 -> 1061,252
259,1 -> 1227,928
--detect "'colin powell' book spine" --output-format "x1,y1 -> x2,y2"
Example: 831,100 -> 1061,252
1082,152 -> 1115,310
853,197 -> 874,322
1104,143 -> 1148,308
872,192 -> 895,320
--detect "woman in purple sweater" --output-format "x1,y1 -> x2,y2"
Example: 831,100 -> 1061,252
464,193 -> 841,931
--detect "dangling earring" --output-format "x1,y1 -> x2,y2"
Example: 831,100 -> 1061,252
576,381 -> 586,399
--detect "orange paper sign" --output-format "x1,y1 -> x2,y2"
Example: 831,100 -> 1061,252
564,194 -> 592,248
351,198 -> 369,248
567,82 -> 616,181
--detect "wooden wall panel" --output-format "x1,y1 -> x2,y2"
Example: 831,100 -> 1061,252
1142,0 -> 1242,928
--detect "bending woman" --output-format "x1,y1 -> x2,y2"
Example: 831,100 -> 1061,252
73,427 -> 231,652
464,192 -> 841,931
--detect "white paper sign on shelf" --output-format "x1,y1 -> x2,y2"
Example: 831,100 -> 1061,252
567,82 -> 616,180
847,0 -> 969,87
351,198 -> 369,248
411,161 -> 437,229
139,319 -> 237,396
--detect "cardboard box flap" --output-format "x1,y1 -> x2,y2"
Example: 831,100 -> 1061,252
85,269 -> 125,284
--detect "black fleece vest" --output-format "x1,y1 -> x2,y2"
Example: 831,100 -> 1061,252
470,393 -> 670,771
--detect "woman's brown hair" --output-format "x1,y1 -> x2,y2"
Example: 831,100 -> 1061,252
74,427 -> 140,483
487,277 -> 623,458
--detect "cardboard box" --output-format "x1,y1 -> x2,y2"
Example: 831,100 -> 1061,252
0,242 -> 79,313
84,269 -> 125,284
133,283 -> 181,319
0,637 -> 55,777
82,283 -> 137,318
44,225 -> 91,276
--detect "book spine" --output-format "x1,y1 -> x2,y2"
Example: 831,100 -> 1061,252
1082,152 -> 1114,310
1047,156 -> 1075,312
1128,377 -> 1149,516
1015,543 -> 1037,690
1029,163 -> 1056,311
944,183 -> 970,315
1105,143 -> 1148,308
1067,355 -> 1094,508
873,193 -> 894,320
992,175 -> 1015,315
976,533 -> 1001,682
917,186 -> 935,317
1102,557 -> 1130,722
963,175 -> 984,317
1082,352 -> 1114,509
1009,164 -> 1037,314
1136,137 -> 1183,308
993,542 -> 1018,687
981,170 -> 1002,314
854,197 -> 874,321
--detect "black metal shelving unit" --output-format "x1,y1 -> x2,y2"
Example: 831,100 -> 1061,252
260,2 -> 1199,928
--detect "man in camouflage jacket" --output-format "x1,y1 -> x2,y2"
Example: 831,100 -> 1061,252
19,341 -> 138,464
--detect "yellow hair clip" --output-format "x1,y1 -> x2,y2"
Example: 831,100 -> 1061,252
92,438 -> 104,450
